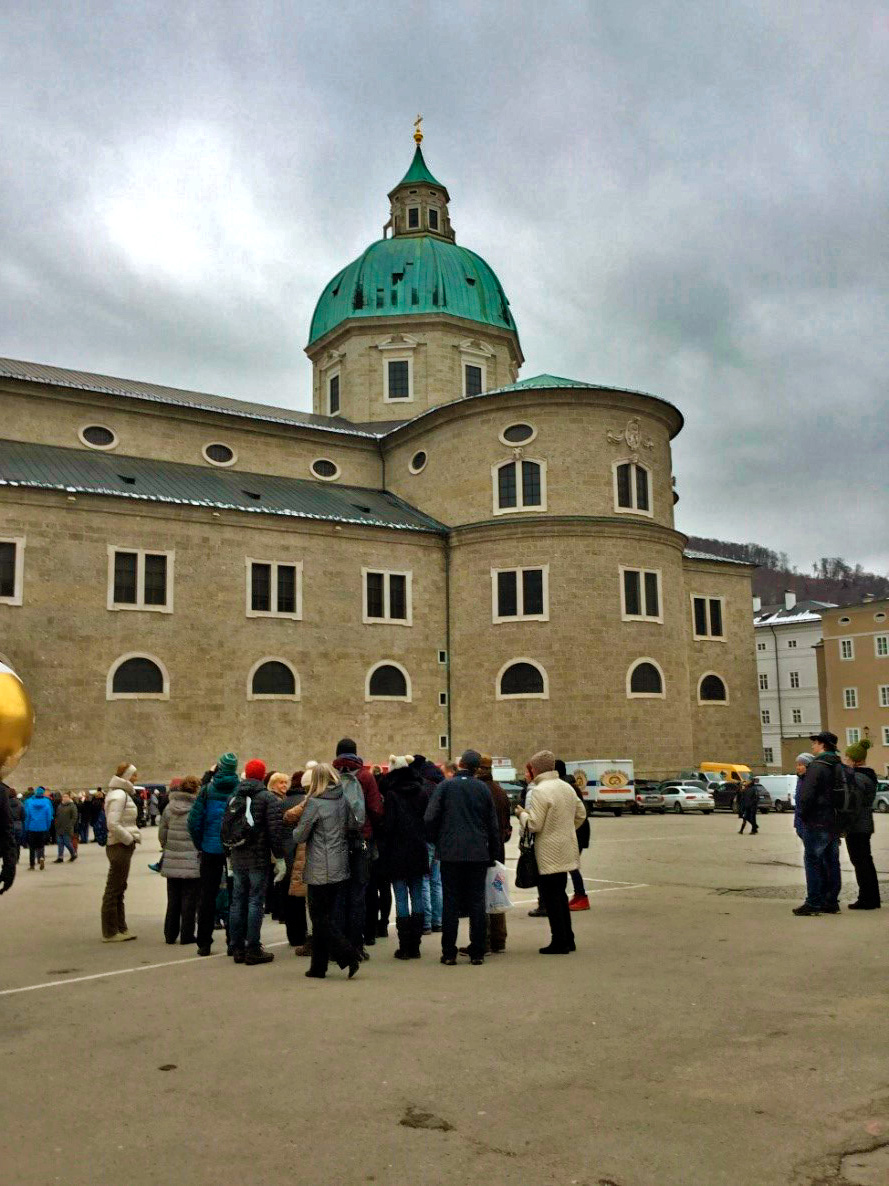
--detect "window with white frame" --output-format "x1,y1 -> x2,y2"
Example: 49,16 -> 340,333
366,661 -> 411,701
107,653 -> 169,700
497,658 -> 549,700
463,363 -> 484,398
846,727 -> 860,745
428,208 -> 440,231
493,458 -> 546,514
363,569 -> 412,624
757,641 -> 766,651
328,372 -> 340,415
844,687 -> 858,709
879,684 -> 889,708
792,708 -> 803,725
0,537 -> 25,605
407,206 -> 420,229
761,709 -> 771,724
246,560 -> 303,619
614,461 -> 651,514
621,567 -> 662,622
759,673 -> 769,691
883,726 -> 889,747
626,659 -> 665,699
787,639 -> 797,648
698,673 -> 728,703
492,566 -> 548,622
385,358 -> 412,401
789,671 -> 800,689
876,635 -> 889,657
763,747 -> 774,764
840,638 -> 854,660
692,596 -> 725,640
107,547 -> 173,612
248,658 -> 300,701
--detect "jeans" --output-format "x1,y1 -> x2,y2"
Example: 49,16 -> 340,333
440,861 -> 488,960
196,852 -> 228,950
570,867 -> 585,896
307,881 -> 357,975
538,871 -> 575,951
423,844 -> 442,928
164,878 -> 199,943
393,876 -> 425,918
28,830 -> 47,867
101,843 -> 134,937
800,826 -> 841,909
229,866 -> 268,952
57,834 -> 76,860
845,833 -> 881,907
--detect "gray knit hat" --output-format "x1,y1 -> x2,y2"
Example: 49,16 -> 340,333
794,752 -> 814,766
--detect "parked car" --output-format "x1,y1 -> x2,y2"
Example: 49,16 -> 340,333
633,783 -> 666,814
657,782 -> 715,813
758,774 -> 796,812
710,781 -> 772,813
500,781 -> 524,808
875,782 -> 889,814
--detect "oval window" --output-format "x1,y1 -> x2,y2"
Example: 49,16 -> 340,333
203,442 -> 236,466
875,612 -> 886,623
79,425 -> 117,450
409,450 -> 427,474
499,423 -> 536,446
311,458 -> 340,481
839,616 -> 851,625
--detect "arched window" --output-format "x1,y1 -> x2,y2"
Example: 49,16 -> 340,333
496,658 -> 549,700
107,653 -> 169,700
492,458 -> 546,514
698,673 -> 729,704
248,658 -> 300,701
366,661 -> 411,702
627,658 -> 665,699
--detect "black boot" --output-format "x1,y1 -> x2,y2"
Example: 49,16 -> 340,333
409,913 -> 424,959
393,917 -> 412,960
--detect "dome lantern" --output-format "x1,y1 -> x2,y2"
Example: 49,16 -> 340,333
384,123 -> 454,242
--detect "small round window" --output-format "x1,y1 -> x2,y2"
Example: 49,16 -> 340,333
875,612 -> 886,623
839,616 -> 851,625
499,422 -> 536,446
203,442 -> 236,467
311,458 -> 340,481
79,425 -> 117,450
409,450 -> 427,474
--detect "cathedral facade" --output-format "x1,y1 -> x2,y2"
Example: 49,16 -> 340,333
0,135 -> 761,788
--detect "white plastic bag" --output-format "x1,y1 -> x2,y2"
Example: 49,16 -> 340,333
485,861 -> 513,914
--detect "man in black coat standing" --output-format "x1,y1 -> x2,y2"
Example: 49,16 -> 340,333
424,749 -> 499,966
738,778 -> 759,834
794,732 -> 842,916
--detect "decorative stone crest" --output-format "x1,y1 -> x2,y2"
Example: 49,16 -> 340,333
607,416 -> 653,461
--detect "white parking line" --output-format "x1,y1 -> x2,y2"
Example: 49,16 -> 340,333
512,882 -> 649,906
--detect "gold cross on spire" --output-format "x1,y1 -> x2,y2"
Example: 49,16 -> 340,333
413,114 -> 423,144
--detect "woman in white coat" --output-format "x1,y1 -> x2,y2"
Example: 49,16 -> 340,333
101,762 -> 141,942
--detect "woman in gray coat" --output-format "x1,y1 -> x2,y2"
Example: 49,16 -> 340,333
159,775 -> 201,944
292,764 -> 363,980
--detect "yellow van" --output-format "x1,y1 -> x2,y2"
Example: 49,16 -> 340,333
699,762 -> 752,783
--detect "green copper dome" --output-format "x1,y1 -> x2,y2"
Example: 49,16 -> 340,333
308,235 -> 519,346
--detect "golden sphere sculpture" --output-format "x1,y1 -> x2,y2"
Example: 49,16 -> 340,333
0,661 -> 34,779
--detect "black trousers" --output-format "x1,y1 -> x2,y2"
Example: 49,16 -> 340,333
739,809 -> 758,833
196,852 -> 227,949
846,833 -> 881,907
364,860 -> 391,938
343,872 -> 367,952
283,893 -> 308,945
164,877 -> 199,943
308,881 -> 357,975
538,871 -> 575,951
440,861 -> 488,959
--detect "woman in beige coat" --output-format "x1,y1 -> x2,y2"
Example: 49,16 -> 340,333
514,750 -> 587,954
101,762 -> 142,942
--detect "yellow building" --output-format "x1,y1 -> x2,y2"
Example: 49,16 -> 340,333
0,134 -> 762,788
817,597 -> 889,775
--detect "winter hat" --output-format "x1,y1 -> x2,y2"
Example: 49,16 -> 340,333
845,737 -> 872,764
244,759 -> 266,782
459,749 -> 482,771
795,753 -> 814,767
389,755 -> 413,770
529,750 -> 556,776
301,760 -> 318,789
217,752 -> 238,776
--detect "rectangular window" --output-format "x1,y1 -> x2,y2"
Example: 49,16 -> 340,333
363,569 -> 413,625
439,691 -> 448,706
492,566 -> 549,622
840,638 -> 854,660
439,734 -> 449,750
879,685 -> 889,708
498,462 -> 517,509
787,639 -> 797,649
789,671 -> 800,689
846,727 -> 860,745
616,463 -> 632,508
792,708 -> 802,725
0,538 -> 24,605
428,208 -> 439,230
763,747 -> 774,764
757,641 -> 766,651
494,460 -> 546,513
635,466 -> 650,512
844,687 -> 858,709
761,709 -> 771,724
438,650 -> 448,665
759,673 -> 769,691
246,559 -> 302,619
883,726 -> 889,747
108,547 -> 173,612
407,207 -> 419,228
876,635 -> 889,657
328,373 -> 340,415
521,460 -> 542,506
621,568 -> 662,621
387,360 -> 410,399
614,461 -> 652,514
465,364 -> 483,397
692,596 -> 726,640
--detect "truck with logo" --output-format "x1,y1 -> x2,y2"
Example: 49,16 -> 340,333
564,759 -> 635,817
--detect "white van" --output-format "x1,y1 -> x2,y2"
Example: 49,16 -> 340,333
758,774 -> 797,812
564,759 -> 635,817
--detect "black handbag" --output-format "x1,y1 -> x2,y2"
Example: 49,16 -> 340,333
514,824 -> 539,889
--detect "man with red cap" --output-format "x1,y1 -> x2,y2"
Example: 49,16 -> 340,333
225,759 -> 284,964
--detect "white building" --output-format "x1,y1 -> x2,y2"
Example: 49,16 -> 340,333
753,592 -> 835,770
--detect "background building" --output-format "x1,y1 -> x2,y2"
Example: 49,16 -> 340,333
0,136 -> 763,788
754,592 -> 834,769
817,597 -> 889,776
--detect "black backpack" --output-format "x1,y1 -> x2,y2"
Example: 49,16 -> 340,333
831,763 -> 863,832
221,794 -> 257,850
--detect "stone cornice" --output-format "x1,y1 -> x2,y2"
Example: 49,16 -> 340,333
448,514 -> 689,551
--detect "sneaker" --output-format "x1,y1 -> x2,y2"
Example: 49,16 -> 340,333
118,932 -> 137,941
232,948 -> 246,963
147,862 -> 161,873
69,853 -> 77,862
244,946 -> 274,965
527,906 -> 547,917
197,946 -> 212,957
569,896 -> 590,911
54,858 -> 64,864
822,904 -> 841,914
470,957 -> 484,966
102,933 -> 132,943
792,904 -> 821,916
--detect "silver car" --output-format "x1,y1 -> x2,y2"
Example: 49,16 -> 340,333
657,782 -> 715,814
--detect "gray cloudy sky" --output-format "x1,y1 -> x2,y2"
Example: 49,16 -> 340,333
3,1 -> 887,570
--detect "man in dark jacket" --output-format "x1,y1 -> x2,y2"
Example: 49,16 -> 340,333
794,732 -> 842,916
225,759 -> 284,965
0,782 -> 17,894
737,778 -> 759,835
424,749 -> 499,965
188,753 -> 240,957
333,739 -> 383,957
843,738 -> 880,910
7,786 -> 23,865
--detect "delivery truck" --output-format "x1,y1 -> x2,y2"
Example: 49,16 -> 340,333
564,759 -> 635,816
